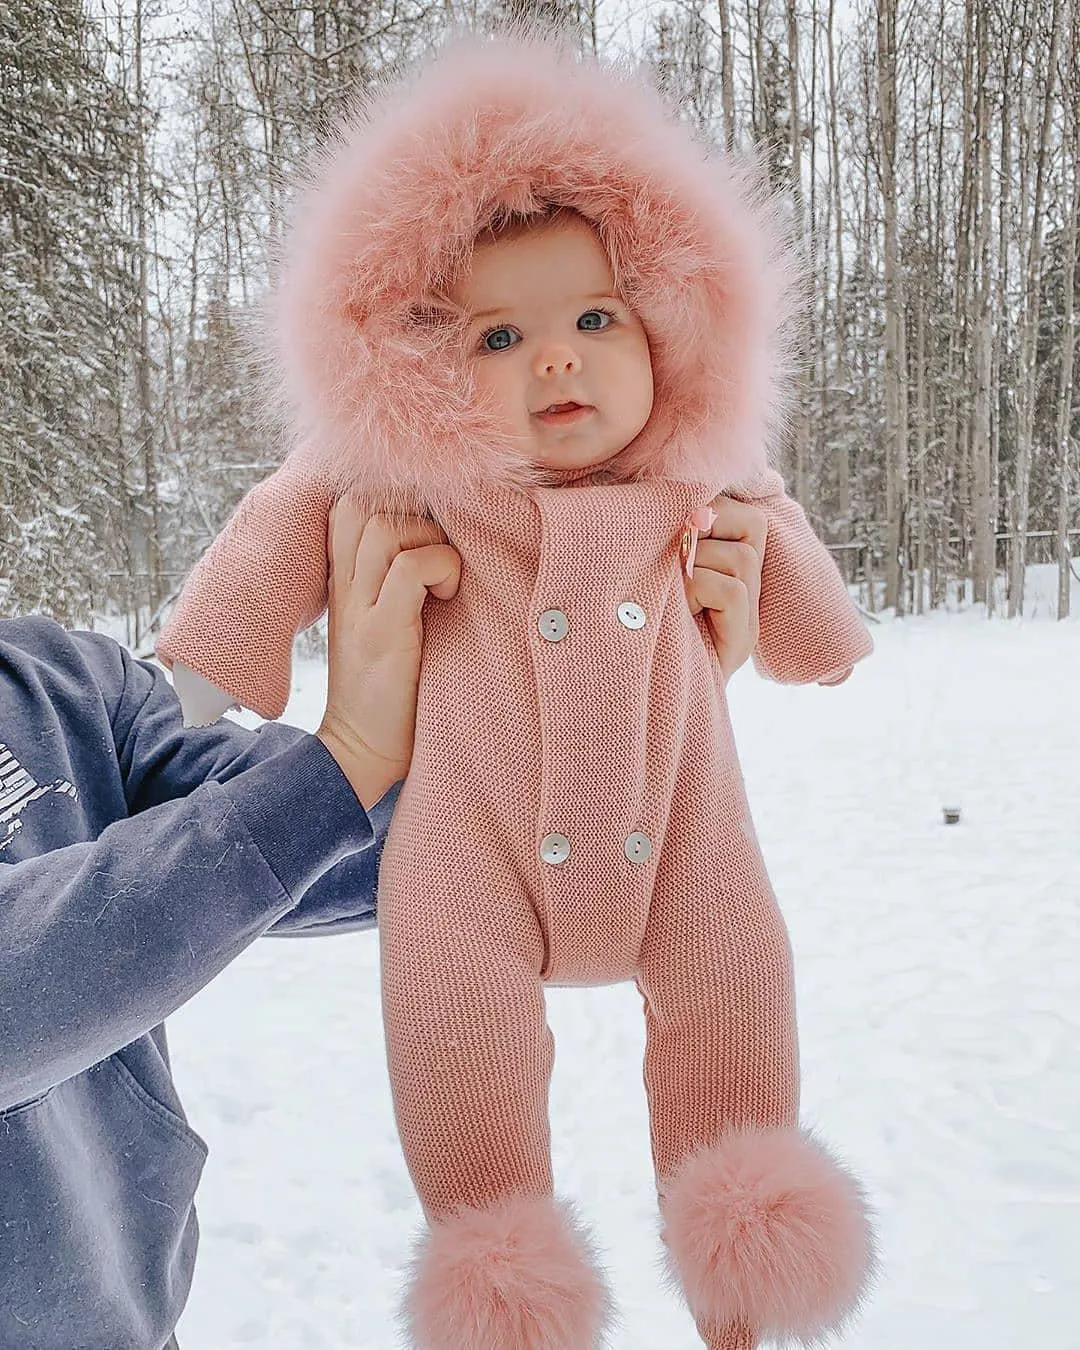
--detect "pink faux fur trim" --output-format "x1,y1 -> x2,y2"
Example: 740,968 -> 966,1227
402,1193 -> 613,1350
259,27 -> 802,513
661,1127 -> 877,1344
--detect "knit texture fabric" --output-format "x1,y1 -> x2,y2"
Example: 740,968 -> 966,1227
159,454 -> 331,721
379,475 -> 801,1203
156,465 -> 872,722
156,31 -> 877,1349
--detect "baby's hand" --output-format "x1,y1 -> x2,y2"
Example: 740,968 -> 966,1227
685,496 -> 766,684
317,500 -> 461,807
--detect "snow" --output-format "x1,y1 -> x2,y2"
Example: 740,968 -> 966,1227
169,570 -> 1080,1349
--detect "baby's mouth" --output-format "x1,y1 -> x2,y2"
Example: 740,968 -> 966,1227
535,401 -> 593,422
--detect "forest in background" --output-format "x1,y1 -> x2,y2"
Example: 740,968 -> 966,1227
2,0 -> 1078,643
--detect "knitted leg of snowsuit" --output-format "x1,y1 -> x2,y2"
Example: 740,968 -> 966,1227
638,756 -> 875,1348
379,843 -> 612,1350
637,851 -> 795,1350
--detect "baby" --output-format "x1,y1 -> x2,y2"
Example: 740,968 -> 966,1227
159,31 -> 876,1350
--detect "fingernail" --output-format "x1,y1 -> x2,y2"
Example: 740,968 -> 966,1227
682,525 -> 699,579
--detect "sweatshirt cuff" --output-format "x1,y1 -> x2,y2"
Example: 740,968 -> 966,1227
220,734 -> 374,900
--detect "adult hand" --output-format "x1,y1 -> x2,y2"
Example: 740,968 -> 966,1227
685,496 -> 767,684
316,500 -> 461,808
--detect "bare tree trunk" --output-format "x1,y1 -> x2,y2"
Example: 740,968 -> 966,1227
914,278 -> 928,613
826,0 -> 850,562
717,0 -> 736,148
746,0 -> 765,141
952,0 -> 976,605
786,0 -> 800,190
993,2 -> 1019,617
134,0 -> 162,622
905,30 -> 930,614
934,0 -> 964,602
785,0 -> 810,506
876,0 -> 907,612
1055,18 -> 1078,619
970,0 -> 994,608
1009,0 -> 1062,617
859,54 -> 876,609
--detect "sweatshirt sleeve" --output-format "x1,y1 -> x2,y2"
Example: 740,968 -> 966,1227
0,627 -> 382,1111
727,469 -> 873,685
156,457 -> 334,721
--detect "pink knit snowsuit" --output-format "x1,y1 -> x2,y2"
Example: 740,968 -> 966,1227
159,32 -> 876,1350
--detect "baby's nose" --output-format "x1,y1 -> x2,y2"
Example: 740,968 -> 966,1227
534,343 -> 581,376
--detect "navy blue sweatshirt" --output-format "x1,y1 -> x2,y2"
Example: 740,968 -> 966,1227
0,617 -> 392,1349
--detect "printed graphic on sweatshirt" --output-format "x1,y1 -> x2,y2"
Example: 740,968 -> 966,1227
0,743 -> 78,852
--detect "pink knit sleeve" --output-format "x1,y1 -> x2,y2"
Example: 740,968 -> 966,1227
727,470 -> 873,686
156,458 -> 333,721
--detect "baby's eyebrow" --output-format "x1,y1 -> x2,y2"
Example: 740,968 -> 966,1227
469,293 -> 622,322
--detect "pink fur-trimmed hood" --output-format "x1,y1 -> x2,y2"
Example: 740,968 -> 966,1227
263,28 -> 802,509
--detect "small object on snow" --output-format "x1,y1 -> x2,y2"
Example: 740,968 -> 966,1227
942,806 -> 962,825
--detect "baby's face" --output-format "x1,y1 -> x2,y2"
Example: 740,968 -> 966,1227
450,214 -> 654,473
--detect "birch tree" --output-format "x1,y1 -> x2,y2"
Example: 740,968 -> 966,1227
1008,0 -> 1063,617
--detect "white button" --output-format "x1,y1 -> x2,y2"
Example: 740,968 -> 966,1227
617,602 -> 647,630
538,610 -> 569,642
540,832 -> 572,865
623,832 -> 653,864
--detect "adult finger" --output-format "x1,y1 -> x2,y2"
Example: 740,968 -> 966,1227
351,515 -> 450,608
701,574 -> 753,677
695,537 -> 763,612
693,567 -> 750,626
327,497 -> 368,596
374,543 -> 462,625
707,495 -> 768,561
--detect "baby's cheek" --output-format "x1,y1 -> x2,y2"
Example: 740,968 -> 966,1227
479,369 -> 528,431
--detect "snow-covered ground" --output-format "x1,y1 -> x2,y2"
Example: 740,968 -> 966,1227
168,568 -> 1080,1350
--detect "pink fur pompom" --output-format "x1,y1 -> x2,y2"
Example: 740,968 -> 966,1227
661,1127 -> 877,1344
403,1193 -> 613,1350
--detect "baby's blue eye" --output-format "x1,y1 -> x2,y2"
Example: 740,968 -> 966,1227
578,309 -> 613,331
482,327 -> 518,352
